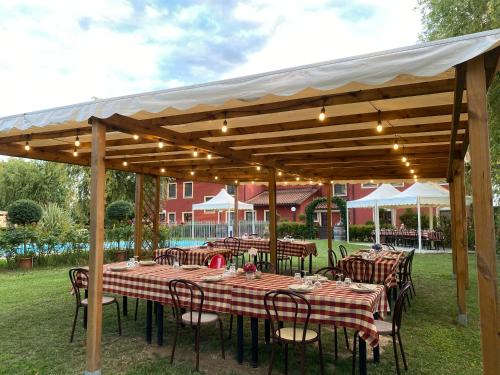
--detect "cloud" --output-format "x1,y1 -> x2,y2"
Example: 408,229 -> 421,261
0,0 -> 422,117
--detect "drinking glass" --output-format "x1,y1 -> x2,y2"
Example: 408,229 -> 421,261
313,281 -> 322,290
344,277 -> 352,286
173,260 -> 180,269
294,272 -> 302,283
336,273 -> 344,286
229,263 -> 236,273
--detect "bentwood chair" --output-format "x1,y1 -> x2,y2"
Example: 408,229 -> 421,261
352,283 -> 412,375
224,237 -> 245,267
338,244 -> 348,259
255,260 -> 276,273
398,249 -> 416,300
343,258 -> 375,284
328,249 -> 338,267
265,290 -> 324,375
277,240 -> 293,275
163,247 -> 189,266
68,268 -> 121,342
168,279 -> 225,372
314,267 -> 350,359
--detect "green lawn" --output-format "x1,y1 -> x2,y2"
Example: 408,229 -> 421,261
0,240 -> 497,374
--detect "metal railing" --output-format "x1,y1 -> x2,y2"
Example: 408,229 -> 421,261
167,220 -> 269,239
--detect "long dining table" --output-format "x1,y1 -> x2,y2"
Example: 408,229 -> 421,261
155,246 -> 233,265
83,262 -> 389,374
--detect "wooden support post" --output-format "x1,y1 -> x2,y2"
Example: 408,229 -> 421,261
449,179 -> 457,277
466,55 -> 500,374
326,183 -> 333,265
134,174 -> 144,258
452,159 -> 468,325
152,175 -> 160,252
234,184 -> 239,237
85,119 -> 106,375
268,170 -> 277,273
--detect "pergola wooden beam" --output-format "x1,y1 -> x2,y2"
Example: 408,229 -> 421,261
447,64 -> 466,182
0,126 -> 92,144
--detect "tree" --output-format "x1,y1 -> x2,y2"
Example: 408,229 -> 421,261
106,200 -> 134,224
7,199 -> 43,256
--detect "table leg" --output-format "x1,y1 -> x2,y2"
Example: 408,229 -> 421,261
300,258 -> 305,276
359,337 -> 367,375
83,290 -> 88,329
264,319 -> 270,344
122,296 -> 128,316
146,300 -> 152,344
156,303 -> 164,346
374,344 -> 380,363
251,317 -> 258,367
308,253 -> 312,274
237,315 -> 244,364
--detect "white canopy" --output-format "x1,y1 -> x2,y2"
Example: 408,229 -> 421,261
192,188 -> 253,211
377,182 -> 450,207
347,184 -> 401,208
0,29 -> 499,132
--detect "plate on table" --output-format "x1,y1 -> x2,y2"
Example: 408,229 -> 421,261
139,260 -> 156,266
202,275 -> 224,282
350,283 -> 378,293
351,254 -> 363,258
305,275 -> 328,283
288,284 -> 314,293
382,256 -> 396,260
109,265 -> 130,272
181,264 -> 203,270
358,249 -> 370,253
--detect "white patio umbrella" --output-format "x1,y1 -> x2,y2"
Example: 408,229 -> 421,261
192,188 -> 254,238
346,184 -> 400,244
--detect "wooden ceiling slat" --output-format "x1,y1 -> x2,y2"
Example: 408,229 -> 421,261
447,64 -> 466,181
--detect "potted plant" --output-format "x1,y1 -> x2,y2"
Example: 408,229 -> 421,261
106,200 -> 134,261
243,262 -> 257,280
7,199 -> 43,270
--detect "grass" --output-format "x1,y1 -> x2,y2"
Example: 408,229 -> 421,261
0,240 -> 497,374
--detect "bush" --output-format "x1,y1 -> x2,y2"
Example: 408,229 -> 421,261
399,208 -> 430,229
7,199 -> 42,225
298,213 -> 306,222
106,200 -> 134,225
277,222 -> 310,239
349,224 -> 375,242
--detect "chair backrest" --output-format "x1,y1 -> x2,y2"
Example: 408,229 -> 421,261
255,261 -> 276,273
208,254 -> 227,269
382,243 -> 396,251
154,253 -> 178,265
224,237 -> 240,252
392,282 -> 412,333
69,267 -> 88,306
338,244 -> 348,258
406,249 -> 415,273
277,240 -> 288,257
328,249 -> 338,267
315,266 -> 342,280
168,279 -> 205,326
164,247 -> 188,265
264,289 -> 312,343
343,258 -> 375,283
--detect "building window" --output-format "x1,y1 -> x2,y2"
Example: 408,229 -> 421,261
245,210 -> 254,221
313,212 -> 322,226
226,185 -> 236,195
334,183 -> 347,196
183,181 -> 193,199
167,212 -> 176,224
264,210 -> 270,222
167,182 -> 177,199
182,212 -> 193,223
204,196 -> 215,213
361,183 -> 378,189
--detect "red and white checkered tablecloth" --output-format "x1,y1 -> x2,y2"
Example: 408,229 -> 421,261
155,247 -> 233,266
213,238 -> 317,258
81,263 -> 388,347
338,250 -> 404,288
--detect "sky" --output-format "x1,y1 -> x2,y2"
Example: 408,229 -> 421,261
0,0 -> 422,117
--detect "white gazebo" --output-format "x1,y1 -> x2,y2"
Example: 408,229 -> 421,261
192,188 -> 254,237
377,182 -> 451,250
346,183 -> 401,244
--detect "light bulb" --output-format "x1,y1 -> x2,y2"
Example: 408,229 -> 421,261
402,156 -> 407,163
413,174 -> 417,179
158,141 -> 164,148
190,170 -> 194,176
318,107 -> 326,121
251,180 -> 255,184
214,176 -> 218,180
284,181 -> 288,185
370,179 -> 374,183
193,149 -> 198,157
73,148 -> 78,157
296,177 -> 300,181
277,171 -> 282,176
376,124 -> 383,133
207,153 -> 212,160
410,169 -> 414,174
393,142 -> 399,150
74,136 -> 80,147
406,161 -> 410,167
24,141 -> 30,151
256,166 -> 261,171
122,161 -> 128,166
319,182 -> 323,186
234,180 -> 238,184
160,168 -> 165,173
221,119 -> 228,133
330,180 -> 334,184
133,134 -> 139,140
309,180 -> 313,185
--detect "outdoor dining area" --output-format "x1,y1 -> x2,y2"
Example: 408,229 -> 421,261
0,30 -> 498,374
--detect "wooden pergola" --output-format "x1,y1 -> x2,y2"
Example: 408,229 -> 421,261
0,30 -> 499,374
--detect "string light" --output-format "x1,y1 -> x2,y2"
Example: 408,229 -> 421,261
410,169 -> 414,174
24,140 -> 30,151
393,140 -> 399,150
376,110 -> 383,133
402,156 -> 407,163
74,135 -> 80,147
122,161 -> 128,166
133,134 -> 139,140
193,149 -> 198,157
214,176 -> 218,180
318,105 -> 326,121
277,171 -> 282,176
319,182 -> 323,186
251,180 -> 255,184
256,165 -> 261,171
296,177 -> 300,181
284,181 -> 288,185
309,180 -> 313,185
160,168 -> 165,173
370,179 -> 374,183
158,141 -> 164,148
190,170 -> 195,176
73,147 -> 78,157
221,112 -> 228,133
405,161 -> 410,167
330,180 -> 334,184
234,180 -> 238,184
207,153 -> 212,160
413,174 -> 417,179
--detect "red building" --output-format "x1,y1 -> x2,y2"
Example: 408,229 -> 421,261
162,180 -> 446,226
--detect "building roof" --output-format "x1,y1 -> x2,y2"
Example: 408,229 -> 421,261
246,187 -> 320,206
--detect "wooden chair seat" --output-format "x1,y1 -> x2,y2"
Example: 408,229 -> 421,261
181,311 -> 219,325
81,296 -> 116,306
276,327 -> 318,342
374,320 -> 392,334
